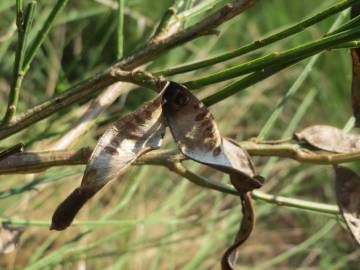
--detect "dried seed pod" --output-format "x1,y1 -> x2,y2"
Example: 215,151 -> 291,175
334,166 -> 360,245
51,80 -> 264,270
351,4 -> 360,126
163,81 -> 263,192
163,81 -> 263,270
51,93 -> 166,230
294,125 -> 360,153
221,191 -> 254,270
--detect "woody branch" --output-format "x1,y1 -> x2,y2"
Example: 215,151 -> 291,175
1,141 -> 360,174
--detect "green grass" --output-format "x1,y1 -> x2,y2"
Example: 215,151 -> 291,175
0,0 -> 359,269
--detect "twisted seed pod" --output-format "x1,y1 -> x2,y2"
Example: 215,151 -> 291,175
163,82 -> 263,269
163,82 -> 263,192
51,89 -> 166,230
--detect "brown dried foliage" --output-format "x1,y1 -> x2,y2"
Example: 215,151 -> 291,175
51,81 -> 263,269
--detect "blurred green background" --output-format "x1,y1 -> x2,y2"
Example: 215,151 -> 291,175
0,0 -> 359,269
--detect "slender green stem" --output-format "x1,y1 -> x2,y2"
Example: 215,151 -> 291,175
332,39 -> 360,48
167,162 -> 239,195
330,9 -> 360,34
22,0 -> 69,74
252,191 -> 339,216
0,217 -> 192,228
16,0 -> 23,17
167,162 -> 339,216
2,1 -> 36,124
152,3 -> 177,39
202,60 -> 298,106
116,0 -> 125,59
151,0 -> 202,41
185,27 -> 360,88
155,0 -> 358,76
201,25 -> 360,106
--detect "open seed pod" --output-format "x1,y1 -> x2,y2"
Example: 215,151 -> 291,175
162,81 -> 264,269
163,81 -> 264,193
334,166 -> 360,245
51,90 -> 166,230
294,125 -> 360,153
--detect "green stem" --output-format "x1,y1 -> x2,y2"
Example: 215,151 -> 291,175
0,217 -> 192,228
202,60 -> 297,106
2,1 -> 36,124
16,0 -> 22,17
152,3 -> 177,39
252,191 -> 339,216
332,39 -> 360,48
155,0 -> 358,76
116,0 -> 125,59
201,26 -> 360,106
168,162 -> 339,216
329,9 -> 360,34
185,27 -> 360,88
22,0 -> 69,74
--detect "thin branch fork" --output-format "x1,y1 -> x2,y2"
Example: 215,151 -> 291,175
2,141 -> 360,174
0,0 -> 255,140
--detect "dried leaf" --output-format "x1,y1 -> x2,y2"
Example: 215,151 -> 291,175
0,224 -> 24,254
163,81 -> 263,192
351,4 -> 360,126
334,166 -> 360,245
294,125 -> 360,153
51,93 -> 166,230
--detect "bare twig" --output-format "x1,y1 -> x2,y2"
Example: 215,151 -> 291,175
0,147 -> 340,216
0,148 -> 92,174
4,141 -> 360,174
